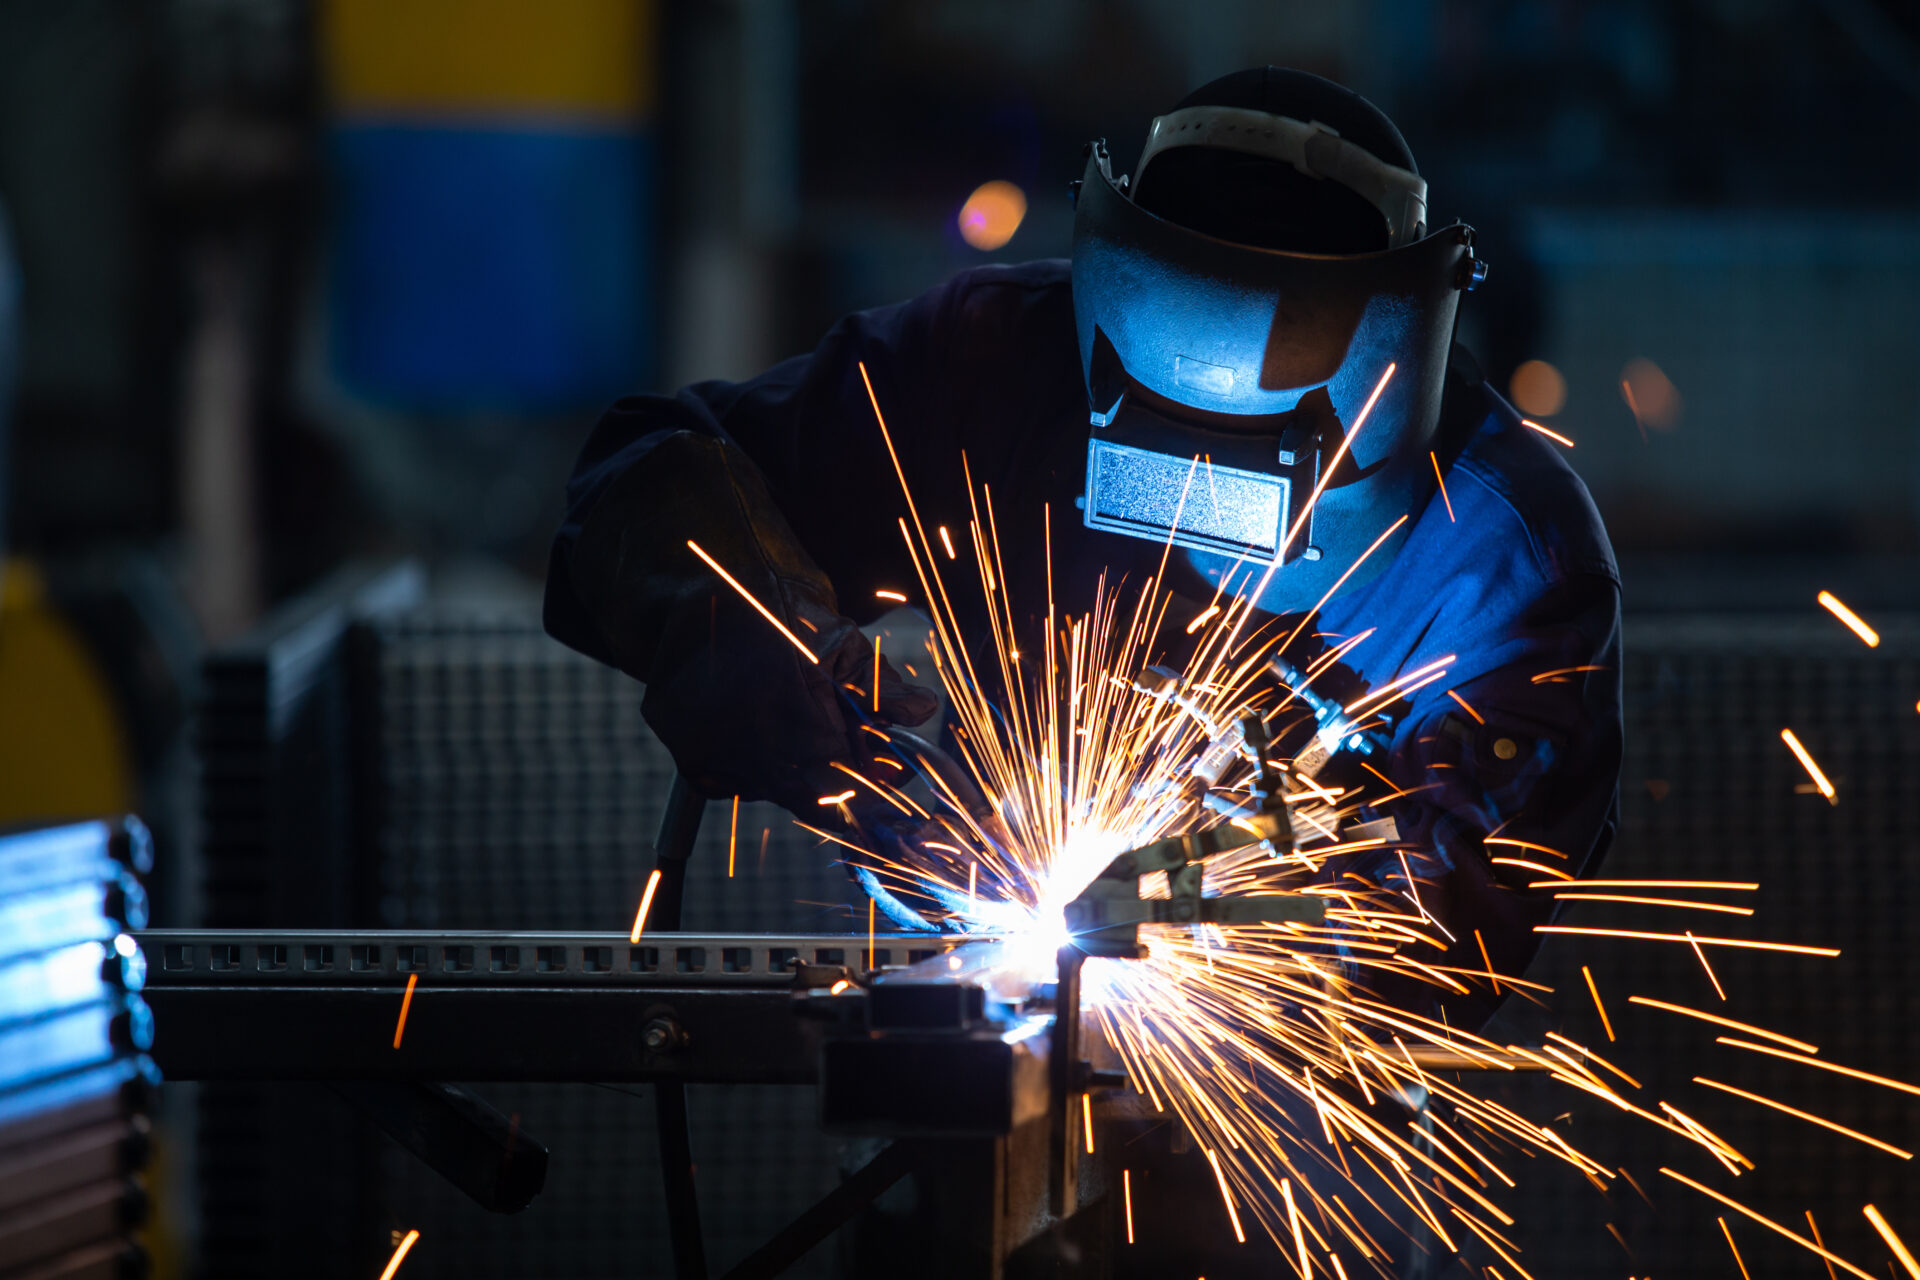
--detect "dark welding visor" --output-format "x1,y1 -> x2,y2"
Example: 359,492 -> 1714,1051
1070,139 -> 1480,591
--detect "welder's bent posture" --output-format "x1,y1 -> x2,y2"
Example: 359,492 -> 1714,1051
545,68 -> 1622,1036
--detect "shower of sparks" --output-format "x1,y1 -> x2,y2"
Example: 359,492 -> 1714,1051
392,973 -> 417,1050
629,869 -> 663,944
1780,727 -> 1837,803
1817,591 -> 1880,647
378,1230 -> 421,1280
1866,1205 -> 1920,1279
673,358 -> 1920,1277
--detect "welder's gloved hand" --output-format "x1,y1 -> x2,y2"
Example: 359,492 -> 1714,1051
560,430 -> 937,818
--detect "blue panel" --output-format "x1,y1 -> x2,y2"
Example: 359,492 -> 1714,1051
329,123 -> 652,411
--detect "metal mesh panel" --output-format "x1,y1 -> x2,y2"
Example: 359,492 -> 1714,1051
358,605 -> 868,1279
1475,614 -> 1920,1279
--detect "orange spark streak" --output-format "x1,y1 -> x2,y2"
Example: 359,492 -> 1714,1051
1780,728 -> 1837,803
938,525 -> 956,559
1082,1093 -> 1095,1154
1484,836 -> 1568,859
1817,591 -> 1880,647
1533,926 -> 1839,956
867,898 -> 876,970
378,1229 -> 422,1280
875,589 -> 908,603
1205,1148 -> 1247,1243
1445,689 -> 1485,724
686,540 -> 820,663
1581,966 -> 1615,1042
1475,929 -> 1499,994
1627,996 -> 1820,1054
1720,1217 -> 1753,1280
1343,653 -> 1453,715
1284,365 -> 1395,554
1529,664 -> 1609,683
1688,930 -> 1728,1000
629,869 -> 663,943
1492,857 -> 1574,881
728,795 -> 739,878
1521,418 -> 1575,447
817,790 -> 857,805
1715,1038 -> 1920,1099
1185,604 -> 1221,634
1123,1169 -> 1135,1244
1693,1077 -> 1912,1159
1430,451 -> 1454,521
1282,1177 -> 1310,1278
1810,1212 -> 1841,1280
1554,892 -> 1753,916
1865,1206 -> 1920,1279
392,973 -> 418,1050
1537,879 -> 1757,891
873,635 -> 882,713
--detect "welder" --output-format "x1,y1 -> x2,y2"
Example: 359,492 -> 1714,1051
546,67 -> 1619,1269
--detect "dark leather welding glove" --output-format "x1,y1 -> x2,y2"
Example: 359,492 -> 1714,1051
560,430 -> 937,818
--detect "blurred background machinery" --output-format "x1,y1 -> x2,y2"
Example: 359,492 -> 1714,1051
1,0 -> 1919,1276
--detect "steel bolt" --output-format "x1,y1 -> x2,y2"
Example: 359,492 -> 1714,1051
642,1017 -> 683,1054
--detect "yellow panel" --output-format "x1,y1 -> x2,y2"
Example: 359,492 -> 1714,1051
0,560 -> 133,826
324,0 -> 654,120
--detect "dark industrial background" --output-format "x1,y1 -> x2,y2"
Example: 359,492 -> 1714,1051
2,1 -> 1918,1278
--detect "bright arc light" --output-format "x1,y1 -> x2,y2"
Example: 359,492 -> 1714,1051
958,180 -> 1026,250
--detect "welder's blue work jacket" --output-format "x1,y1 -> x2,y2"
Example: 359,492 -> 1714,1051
546,260 -> 1622,1027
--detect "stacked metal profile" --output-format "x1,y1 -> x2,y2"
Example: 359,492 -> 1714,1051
357,605 -> 861,1279
0,818 -> 159,1280
1480,615 -> 1920,1279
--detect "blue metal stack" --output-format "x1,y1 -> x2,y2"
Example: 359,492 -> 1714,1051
0,817 -> 157,1278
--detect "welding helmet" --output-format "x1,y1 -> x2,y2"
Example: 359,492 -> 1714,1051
1071,68 -> 1483,613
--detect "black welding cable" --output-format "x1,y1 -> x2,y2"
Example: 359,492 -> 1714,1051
652,776 -> 709,1280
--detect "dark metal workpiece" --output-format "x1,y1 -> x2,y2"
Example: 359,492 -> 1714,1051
717,1141 -> 919,1280
329,1080 -> 548,1213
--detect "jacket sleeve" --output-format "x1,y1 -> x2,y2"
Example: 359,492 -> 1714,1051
1364,570 -> 1623,1030
542,284 -> 959,811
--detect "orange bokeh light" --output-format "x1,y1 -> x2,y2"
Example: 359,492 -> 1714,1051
958,180 -> 1026,251
1621,357 -> 1682,430
1508,359 -> 1567,417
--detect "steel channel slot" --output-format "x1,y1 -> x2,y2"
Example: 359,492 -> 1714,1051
134,930 -> 957,989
